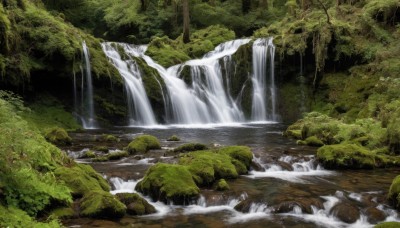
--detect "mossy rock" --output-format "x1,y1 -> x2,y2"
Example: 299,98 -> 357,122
93,150 -> 129,162
214,179 -> 230,191
97,134 -> 119,143
80,150 -> 96,159
135,163 -> 199,205
54,164 -> 110,197
173,143 -> 208,153
388,175 -> 400,208
116,193 -> 156,215
93,146 -> 109,153
374,222 -> 400,228
50,207 -> 75,219
127,135 -> 161,154
285,129 -> 302,139
304,136 -> 324,147
45,127 -> 72,146
178,146 -> 252,186
167,135 -> 180,142
317,143 -> 376,169
80,190 -> 126,219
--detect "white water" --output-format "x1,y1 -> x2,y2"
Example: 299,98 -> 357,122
101,43 -> 157,126
73,42 -> 98,129
247,155 -> 333,183
251,38 -> 277,121
101,38 -> 279,125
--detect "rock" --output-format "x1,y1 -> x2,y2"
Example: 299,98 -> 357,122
317,143 -> 376,169
93,146 -> 109,153
116,193 -> 156,215
167,135 -> 180,141
173,143 -> 208,153
127,135 -> 161,154
135,163 -> 199,204
234,199 -> 254,213
45,127 -> 72,146
97,134 -> 119,142
272,201 -> 305,214
304,136 -> 324,147
284,129 -> 302,139
80,150 -> 96,159
296,198 -> 324,214
276,161 -> 293,171
214,179 -> 230,191
364,207 -> 386,224
330,203 -> 360,224
54,163 -> 110,197
80,190 -> 126,219
250,161 -> 265,172
388,175 -> 400,208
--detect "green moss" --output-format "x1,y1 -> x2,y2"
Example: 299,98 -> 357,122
167,135 -> 180,141
317,143 -> 376,169
145,36 -> 190,68
94,145 -> 109,152
97,134 -> 119,142
135,163 -> 199,204
215,179 -> 230,191
116,193 -> 156,215
374,222 -> 400,228
173,143 -> 208,153
80,190 -> 126,219
50,207 -> 75,219
388,175 -> 400,208
127,134 -> 161,154
304,136 -> 324,147
54,164 -> 110,197
93,150 -> 129,162
217,146 -> 253,168
81,150 -> 96,159
285,129 -> 302,139
387,108 -> 400,155
45,127 -> 72,146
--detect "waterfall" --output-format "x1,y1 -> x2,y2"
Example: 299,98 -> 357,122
101,43 -> 157,126
251,38 -> 277,121
101,38 -> 278,125
73,41 -> 98,129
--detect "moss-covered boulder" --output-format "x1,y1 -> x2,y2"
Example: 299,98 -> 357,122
80,190 -> 126,219
135,163 -> 199,204
387,109 -> 400,155
388,175 -> 400,208
127,135 -> 161,154
54,164 -> 110,197
214,179 -> 230,191
178,146 -> 252,186
167,135 -> 180,141
374,222 -> 400,228
45,127 -> 72,146
97,134 -> 119,142
116,193 -> 156,215
300,136 -> 324,147
80,150 -> 96,159
173,143 -> 208,153
317,143 -> 376,169
93,151 -> 129,162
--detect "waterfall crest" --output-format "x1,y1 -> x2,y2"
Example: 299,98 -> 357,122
100,38 -> 277,126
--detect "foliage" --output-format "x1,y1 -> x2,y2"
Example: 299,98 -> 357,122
0,205 -> 62,228
45,127 -> 72,146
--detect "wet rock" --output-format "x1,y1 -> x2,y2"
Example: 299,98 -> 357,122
116,193 -> 156,215
214,179 -> 230,191
272,201 -> 305,214
133,155 -> 144,160
250,161 -> 265,172
234,199 -> 254,213
296,198 -> 324,214
330,203 -> 360,224
364,207 -> 386,224
276,161 -> 293,171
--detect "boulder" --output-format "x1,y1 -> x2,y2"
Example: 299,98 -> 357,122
80,190 -> 126,219
330,203 -> 360,224
116,193 -> 156,215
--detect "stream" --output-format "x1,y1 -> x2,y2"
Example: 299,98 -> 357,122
62,123 -> 400,227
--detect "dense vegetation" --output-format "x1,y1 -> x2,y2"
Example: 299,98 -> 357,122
0,0 -> 399,226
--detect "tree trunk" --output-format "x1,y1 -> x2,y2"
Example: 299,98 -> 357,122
182,0 -> 190,43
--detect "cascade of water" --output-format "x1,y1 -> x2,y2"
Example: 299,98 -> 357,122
101,43 -> 157,126
73,41 -> 98,129
251,38 -> 277,121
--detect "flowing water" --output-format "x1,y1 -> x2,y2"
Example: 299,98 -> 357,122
73,41 -> 98,129
100,38 -> 278,126
63,124 -> 400,227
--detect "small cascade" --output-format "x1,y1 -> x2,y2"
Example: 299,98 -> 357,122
251,38 -> 277,121
101,43 -> 157,126
73,41 -> 98,129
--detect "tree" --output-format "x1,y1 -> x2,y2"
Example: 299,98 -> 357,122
182,0 -> 190,43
